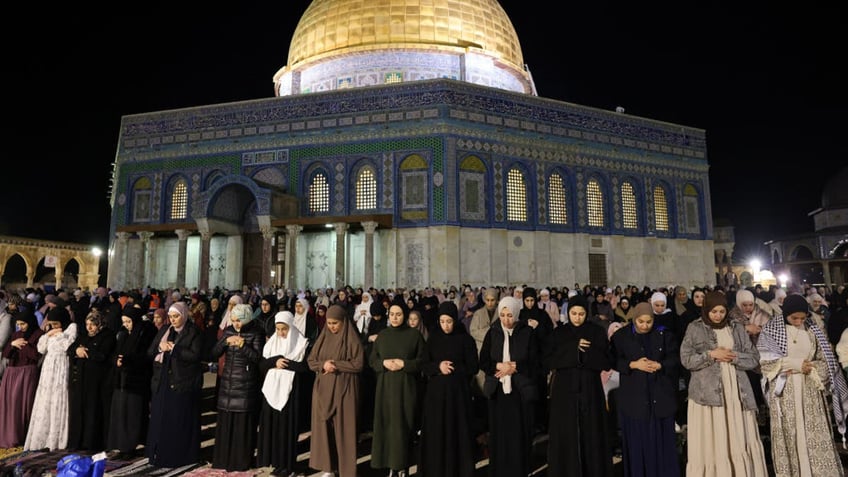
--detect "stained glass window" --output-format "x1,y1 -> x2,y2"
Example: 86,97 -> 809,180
587,179 -> 604,227
654,185 -> 669,232
309,172 -> 329,213
507,168 -> 527,222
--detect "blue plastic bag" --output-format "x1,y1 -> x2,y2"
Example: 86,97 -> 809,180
56,452 -> 106,477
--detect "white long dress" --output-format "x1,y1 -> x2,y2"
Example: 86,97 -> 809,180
686,326 -> 769,477
24,323 -> 77,451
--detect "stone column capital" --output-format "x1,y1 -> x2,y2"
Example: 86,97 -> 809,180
333,223 -> 349,235
286,224 -> 304,236
260,225 -> 277,240
137,231 -> 154,243
361,221 -> 379,234
115,232 -> 132,242
175,229 -> 192,241
200,231 -> 213,242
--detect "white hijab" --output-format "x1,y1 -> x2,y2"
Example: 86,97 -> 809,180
354,292 -> 373,333
497,296 -> 521,394
220,294 -> 244,330
261,311 -> 309,411
292,298 -> 310,335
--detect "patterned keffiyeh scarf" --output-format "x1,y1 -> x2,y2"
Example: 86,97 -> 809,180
759,316 -> 848,447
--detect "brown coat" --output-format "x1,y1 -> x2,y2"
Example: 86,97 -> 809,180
307,316 -> 364,477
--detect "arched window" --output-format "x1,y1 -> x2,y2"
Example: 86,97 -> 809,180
170,179 -> 188,221
309,171 -> 330,213
506,167 -> 527,222
460,155 -> 486,221
683,184 -> 701,234
587,179 -> 605,227
653,185 -> 669,232
549,173 -> 567,225
355,167 -> 377,211
621,181 -> 638,229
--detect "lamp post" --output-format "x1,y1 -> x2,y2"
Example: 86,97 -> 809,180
750,258 -> 761,285
92,247 -> 103,288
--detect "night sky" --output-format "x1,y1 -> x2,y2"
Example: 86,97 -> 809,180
5,2 -> 845,267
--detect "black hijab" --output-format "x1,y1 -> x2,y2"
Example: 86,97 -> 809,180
16,308 -> 40,340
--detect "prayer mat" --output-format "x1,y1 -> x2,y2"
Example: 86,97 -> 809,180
0,450 -> 148,477
0,449 -> 56,476
107,461 -> 200,477
0,448 -> 24,464
104,457 -> 149,477
178,466 -> 257,476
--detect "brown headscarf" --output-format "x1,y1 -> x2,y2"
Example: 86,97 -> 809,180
308,304 -> 364,421
701,291 -> 729,329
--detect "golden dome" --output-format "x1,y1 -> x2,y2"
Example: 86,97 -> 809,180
287,0 -> 524,70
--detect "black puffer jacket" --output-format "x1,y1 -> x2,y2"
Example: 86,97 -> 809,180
147,321 -> 205,394
212,319 -> 264,412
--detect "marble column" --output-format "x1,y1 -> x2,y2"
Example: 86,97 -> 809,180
199,231 -> 212,291
138,231 -> 154,289
361,221 -> 378,289
54,270 -> 63,290
285,225 -> 303,290
333,223 -> 349,290
175,229 -> 191,289
260,226 -> 276,291
111,232 -> 132,290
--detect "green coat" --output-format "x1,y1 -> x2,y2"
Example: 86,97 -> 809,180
369,324 -> 426,470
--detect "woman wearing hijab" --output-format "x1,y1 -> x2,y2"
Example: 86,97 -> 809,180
152,308 -> 167,331
545,295 -> 614,477
257,311 -> 310,477
758,294 -> 846,476
360,300 -> 389,437
0,307 -> 44,448
614,296 -> 634,322
203,298 -> 223,359
406,308 -> 428,342
25,307 -> 78,450
807,292 -> 831,330
307,304 -> 364,477
314,304 -> 328,332
418,301 -> 479,477
370,302 -> 427,477
354,291 -> 373,336
211,303 -> 264,471
256,294 -> 278,340
680,291 -> 768,476
291,296 -> 318,433
479,296 -> 540,477
645,290 -> 668,325
216,294 -> 244,377
67,310 -> 118,451
145,301 -> 205,468
729,288 -> 772,418
518,287 -> 554,435
107,305 -> 156,455
611,302 -> 680,477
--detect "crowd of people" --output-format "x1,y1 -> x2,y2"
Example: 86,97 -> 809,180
0,281 -> 847,477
